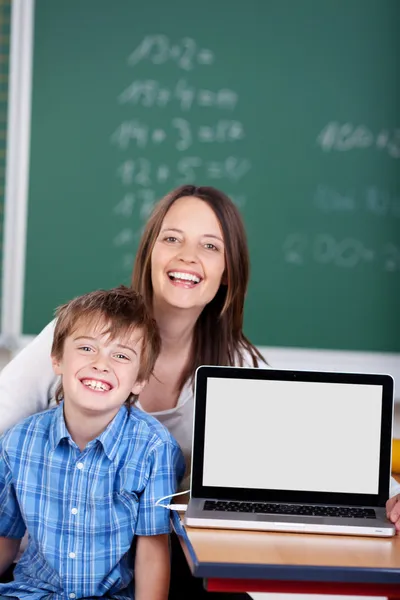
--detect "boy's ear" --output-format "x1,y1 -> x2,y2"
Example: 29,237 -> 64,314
132,380 -> 147,396
51,355 -> 63,376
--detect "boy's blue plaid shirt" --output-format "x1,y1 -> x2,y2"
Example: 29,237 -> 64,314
0,403 -> 185,600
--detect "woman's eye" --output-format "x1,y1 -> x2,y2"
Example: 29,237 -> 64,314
164,236 -> 178,243
204,242 -> 218,251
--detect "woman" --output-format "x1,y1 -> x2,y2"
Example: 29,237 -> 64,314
0,185 -> 265,599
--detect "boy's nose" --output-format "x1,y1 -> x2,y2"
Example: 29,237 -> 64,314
92,362 -> 109,373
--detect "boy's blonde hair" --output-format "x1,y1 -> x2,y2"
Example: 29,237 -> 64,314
51,285 -> 161,405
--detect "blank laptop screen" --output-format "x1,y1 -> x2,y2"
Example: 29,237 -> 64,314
202,378 -> 383,495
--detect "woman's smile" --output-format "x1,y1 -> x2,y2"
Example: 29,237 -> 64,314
167,269 -> 203,288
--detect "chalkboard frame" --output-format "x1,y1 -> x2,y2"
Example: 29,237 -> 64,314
1,0 -> 33,349
2,0 -> 400,398
0,0 -> 12,343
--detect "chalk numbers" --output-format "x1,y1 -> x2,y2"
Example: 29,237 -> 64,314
317,122 -> 400,158
283,233 -> 399,272
112,35 -> 249,268
128,35 -> 214,71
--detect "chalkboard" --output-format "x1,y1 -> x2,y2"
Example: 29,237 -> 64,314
23,0 -> 400,353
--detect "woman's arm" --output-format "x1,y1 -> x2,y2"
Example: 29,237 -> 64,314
0,321 -> 58,434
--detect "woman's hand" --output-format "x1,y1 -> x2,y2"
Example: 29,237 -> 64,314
386,494 -> 400,533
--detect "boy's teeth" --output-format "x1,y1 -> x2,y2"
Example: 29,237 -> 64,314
168,271 -> 201,283
82,379 -> 111,391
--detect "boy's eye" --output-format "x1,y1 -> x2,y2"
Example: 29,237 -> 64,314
114,353 -> 130,360
79,346 -> 93,352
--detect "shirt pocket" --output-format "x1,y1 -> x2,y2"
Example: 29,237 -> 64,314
88,489 -> 139,553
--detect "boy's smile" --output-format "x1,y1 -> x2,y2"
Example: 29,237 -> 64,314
52,320 -> 146,419
81,378 -> 113,392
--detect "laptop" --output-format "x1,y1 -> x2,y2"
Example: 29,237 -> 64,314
185,366 -> 396,537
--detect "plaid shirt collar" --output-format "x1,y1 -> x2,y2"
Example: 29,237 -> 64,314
49,402 -> 129,461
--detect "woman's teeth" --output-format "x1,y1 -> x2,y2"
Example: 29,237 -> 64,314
82,379 -> 111,392
168,271 -> 201,284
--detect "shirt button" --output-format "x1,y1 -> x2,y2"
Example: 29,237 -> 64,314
71,508 -> 78,515
69,594 -> 76,599
69,551 -> 76,559
76,462 -> 84,470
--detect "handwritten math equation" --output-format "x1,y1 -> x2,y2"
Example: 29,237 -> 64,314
111,36 -> 250,270
314,185 -> 400,218
317,122 -> 400,159
118,78 -> 238,111
127,35 -> 214,71
283,233 -> 400,272
310,120 -> 400,272
111,118 -> 245,151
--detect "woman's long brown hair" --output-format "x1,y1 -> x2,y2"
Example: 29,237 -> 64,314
132,185 -> 265,393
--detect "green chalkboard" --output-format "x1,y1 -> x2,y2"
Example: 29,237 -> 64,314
24,0 -> 400,352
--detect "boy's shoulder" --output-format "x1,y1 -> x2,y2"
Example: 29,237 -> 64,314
125,406 -> 180,449
1,406 -> 58,449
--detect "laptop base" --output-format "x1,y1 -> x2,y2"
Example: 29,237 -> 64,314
185,500 -> 395,537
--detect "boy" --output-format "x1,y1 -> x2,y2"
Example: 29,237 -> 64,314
0,286 -> 185,599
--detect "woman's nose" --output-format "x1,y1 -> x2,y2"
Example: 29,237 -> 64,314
176,244 -> 197,263
178,255 -> 196,264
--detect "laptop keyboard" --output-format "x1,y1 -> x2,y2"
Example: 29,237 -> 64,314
203,500 -> 376,519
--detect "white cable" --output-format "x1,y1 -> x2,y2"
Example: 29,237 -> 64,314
155,489 -> 190,511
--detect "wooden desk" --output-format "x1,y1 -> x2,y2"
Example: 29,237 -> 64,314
174,514 -> 400,598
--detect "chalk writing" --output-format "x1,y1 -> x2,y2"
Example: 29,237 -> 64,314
113,229 -> 135,247
113,193 -> 136,217
113,37 -> 250,271
366,187 -> 400,217
119,79 -> 237,111
314,185 -> 400,217
111,119 -> 245,151
283,233 -> 399,271
383,243 -> 400,272
116,157 -> 251,188
128,35 -> 214,71
317,122 -> 400,158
